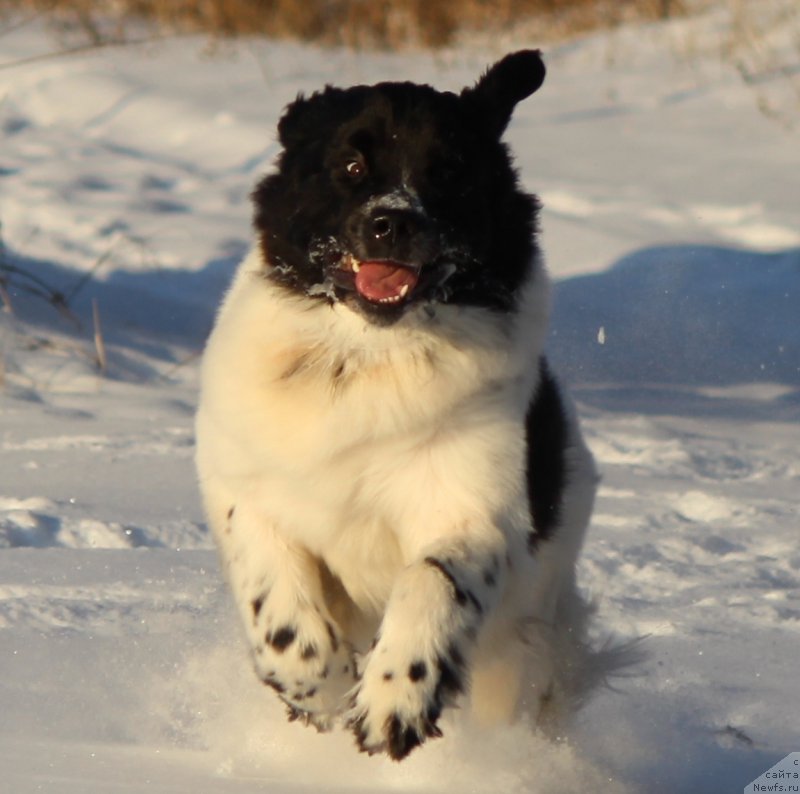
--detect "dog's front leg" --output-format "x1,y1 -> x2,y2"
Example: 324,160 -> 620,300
220,502 -> 356,729
347,530 -> 507,759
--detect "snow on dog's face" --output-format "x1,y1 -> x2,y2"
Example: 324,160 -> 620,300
253,50 -> 545,323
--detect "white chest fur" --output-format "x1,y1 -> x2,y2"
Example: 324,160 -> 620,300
195,249 -> 550,609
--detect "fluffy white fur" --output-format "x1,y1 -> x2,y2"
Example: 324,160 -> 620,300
195,245 -> 599,755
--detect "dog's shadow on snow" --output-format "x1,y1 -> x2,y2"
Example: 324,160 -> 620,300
5,242 -> 799,411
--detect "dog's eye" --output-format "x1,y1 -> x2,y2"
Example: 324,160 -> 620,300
345,158 -> 366,179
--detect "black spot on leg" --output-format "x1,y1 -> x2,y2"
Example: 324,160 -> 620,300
436,645 -> 465,704
436,659 -> 463,704
300,643 -> 318,661
227,506 -> 235,520
417,644 -> 467,737
408,661 -> 427,682
251,595 -> 264,620
465,590 -> 484,614
385,713 -> 423,761
271,626 -> 296,653
424,719 -> 443,740
350,713 -> 371,754
383,671 -> 394,681
424,557 -> 467,606
325,621 -> 339,653
263,678 -> 285,694
448,644 -> 465,670
483,569 -> 497,587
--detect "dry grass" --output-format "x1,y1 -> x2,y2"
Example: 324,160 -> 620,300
0,0 -> 683,49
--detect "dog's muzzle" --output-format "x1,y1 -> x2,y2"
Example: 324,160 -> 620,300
331,202 -> 439,308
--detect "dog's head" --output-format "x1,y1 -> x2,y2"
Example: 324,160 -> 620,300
253,50 -> 545,323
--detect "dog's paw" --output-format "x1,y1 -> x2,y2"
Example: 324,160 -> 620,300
252,596 -> 356,721
283,701 -> 338,733
346,640 -> 466,760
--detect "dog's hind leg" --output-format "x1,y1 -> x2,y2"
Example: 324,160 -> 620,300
468,616 -> 527,725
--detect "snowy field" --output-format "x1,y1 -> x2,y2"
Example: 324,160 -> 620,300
1,4 -> 799,792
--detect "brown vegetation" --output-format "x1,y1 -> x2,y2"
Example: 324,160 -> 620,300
0,0 -> 683,49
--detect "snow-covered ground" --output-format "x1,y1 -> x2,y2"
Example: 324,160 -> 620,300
1,4 -> 799,792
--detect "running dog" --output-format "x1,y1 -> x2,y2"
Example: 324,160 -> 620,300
196,50 -> 606,760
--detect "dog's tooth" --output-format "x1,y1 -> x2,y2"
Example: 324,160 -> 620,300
399,284 -> 409,298
352,259 -> 361,273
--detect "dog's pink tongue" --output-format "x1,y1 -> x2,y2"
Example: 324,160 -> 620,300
355,262 -> 418,303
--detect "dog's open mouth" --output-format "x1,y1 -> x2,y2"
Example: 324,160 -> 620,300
334,254 -> 420,306
355,260 -> 419,305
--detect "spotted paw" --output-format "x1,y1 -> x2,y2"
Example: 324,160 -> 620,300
346,641 -> 466,760
284,701 -> 338,733
252,596 -> 356,721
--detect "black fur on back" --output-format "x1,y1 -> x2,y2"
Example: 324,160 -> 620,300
252,51 -> 546,320
525,358 -> 568,550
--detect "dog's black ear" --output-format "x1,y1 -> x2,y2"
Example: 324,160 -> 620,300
461,50 -> 545,138
277,86 -> 366,149
277,91 -> 323,148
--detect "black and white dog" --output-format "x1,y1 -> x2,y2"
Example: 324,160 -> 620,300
196,51 -> 604,760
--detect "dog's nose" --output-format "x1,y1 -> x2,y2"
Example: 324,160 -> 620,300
370,210 -> 426,243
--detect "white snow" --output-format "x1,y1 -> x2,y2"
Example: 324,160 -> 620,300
1,3 -> 799,792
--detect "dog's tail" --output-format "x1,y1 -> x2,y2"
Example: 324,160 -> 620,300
521,587 -> 647,734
